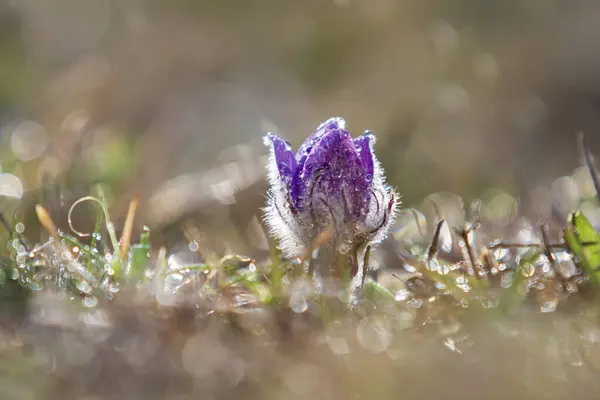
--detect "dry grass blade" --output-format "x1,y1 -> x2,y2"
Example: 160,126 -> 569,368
35,204 -> 60,244
119,193 -> 140,263
361,245 -> 371,288
302,227 -> 334,263
427,219 -> 445,264
459,226 -> 480,278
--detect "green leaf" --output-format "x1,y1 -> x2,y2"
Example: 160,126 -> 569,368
565,210 -> 600,285
500,249 -> 541,313
363,280 -> 396,304
128,228 -> 151,283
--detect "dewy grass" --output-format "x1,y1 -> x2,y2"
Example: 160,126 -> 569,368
3,127 -> 600,398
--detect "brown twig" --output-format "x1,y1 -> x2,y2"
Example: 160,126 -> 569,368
427,219 -> 445,264
459,225 -> 480,279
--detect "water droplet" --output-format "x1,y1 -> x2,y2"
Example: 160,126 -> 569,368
427,258 -> 440,272
500,271 -> 513,288
557,260 -> 577,278
15,253 -> 26,264
15,223 -> 25,233
289,280 -> 312,313
311,247 -> 320,260
189,240 -> 199,252
481,298 -> 499,308
28,281 -> 43,291
356,316 -> 392,353
76,280 -> 92,294
83,296 -> 98,308
521,263 -> 535,278
394,289 -> 411,302
406,297 -> 424,308
438,264 -> 450,275
289,293 -> 308,313
164,273 -> 184,295
540,299 -> 557,313
403,263 -> 417,273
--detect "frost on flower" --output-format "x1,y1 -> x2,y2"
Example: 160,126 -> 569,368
263,117 -> 399,263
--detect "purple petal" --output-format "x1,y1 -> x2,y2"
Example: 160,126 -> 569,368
353,131 -> 376,181
265,134 -> 297,181
295,117 -> 346,166
292,125 -> 370,218
291,117 -> 346,203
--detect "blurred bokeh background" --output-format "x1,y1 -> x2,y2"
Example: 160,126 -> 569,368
2,0 -> 600,254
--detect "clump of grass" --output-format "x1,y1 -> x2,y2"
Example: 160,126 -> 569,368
2,142 -> 600,399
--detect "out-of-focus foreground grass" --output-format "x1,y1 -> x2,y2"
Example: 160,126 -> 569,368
2,159 -> 600,399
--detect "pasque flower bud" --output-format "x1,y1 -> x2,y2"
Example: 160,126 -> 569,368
263,117 -> 398,267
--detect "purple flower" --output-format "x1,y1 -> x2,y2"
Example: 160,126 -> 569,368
263,117 -> 399,259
